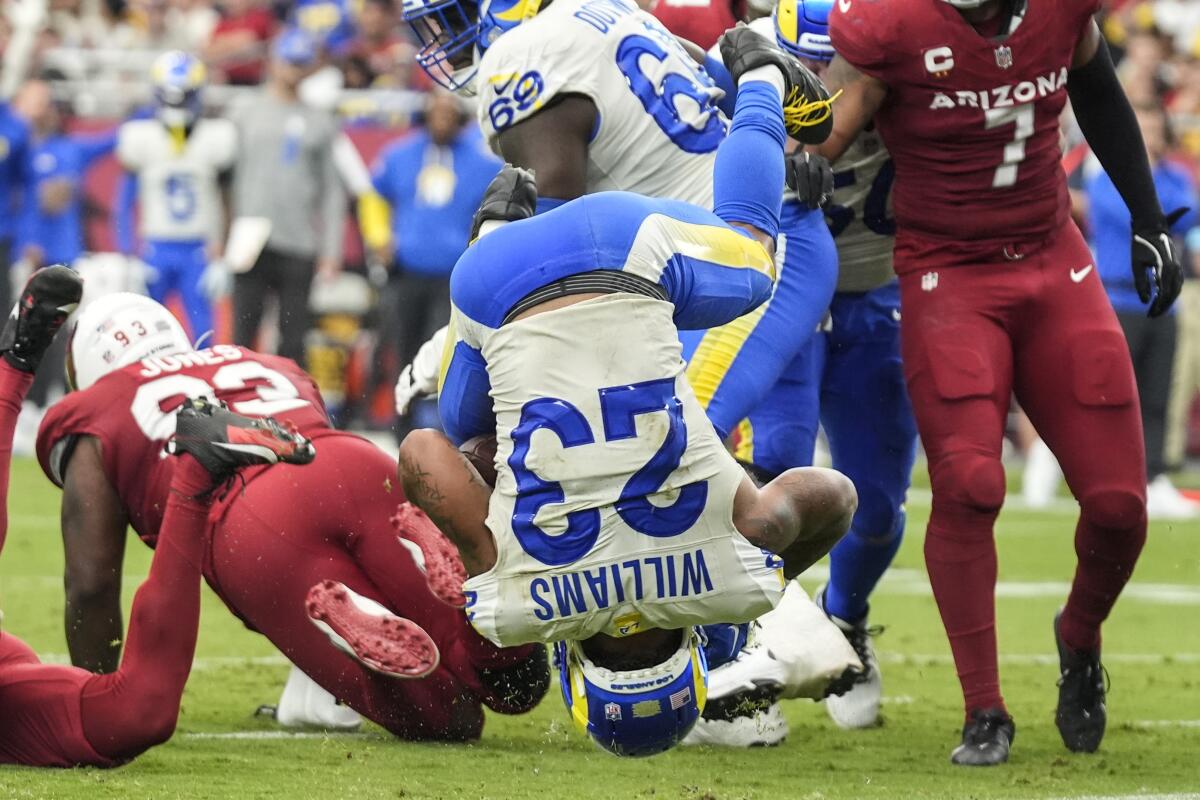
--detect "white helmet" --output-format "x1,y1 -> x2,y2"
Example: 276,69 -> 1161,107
68,293 -> 191,391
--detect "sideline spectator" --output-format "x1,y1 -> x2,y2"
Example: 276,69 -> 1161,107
228,28 -> 344,367
366,90 -> 498,435
205,0 -> 276,85
1086,103 -> 1199,517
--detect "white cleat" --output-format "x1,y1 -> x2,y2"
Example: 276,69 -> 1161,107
273,663 -> 363,731
1021,437 -> 1063,509
817,591 -> 883,729
682,630 -> 789,747
756,581 -> 863,700
1146,474 -> 1200,520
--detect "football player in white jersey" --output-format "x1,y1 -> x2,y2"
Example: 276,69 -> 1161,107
115,52 -> 237,340
398,39 -> 856,756
402,0 -> 850,745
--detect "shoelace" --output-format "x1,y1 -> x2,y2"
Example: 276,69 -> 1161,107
783,88 -> 843,130
966,712 -> 1011,745
1057,658 -> 1110,702
845,624 -> 885,684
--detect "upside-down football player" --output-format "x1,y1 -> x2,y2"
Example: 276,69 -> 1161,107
397,29 -> 857,757
822,0 -> 1187,765
0,267 -> 316,766
36,293 -> 549,741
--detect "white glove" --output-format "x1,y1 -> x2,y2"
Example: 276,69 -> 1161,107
199,259 -> 232,302
395,325 -> 448,415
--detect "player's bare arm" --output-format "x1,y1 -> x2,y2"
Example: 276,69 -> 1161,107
494,95 -> 596,202
733,467 -> 857,579
812,54 -> 885,163
398,431 -> 496,576
60,436 -> 129,674
1067,17 -> 1183,316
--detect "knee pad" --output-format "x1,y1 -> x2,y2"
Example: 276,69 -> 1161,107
1079,487 -> 1146,532
930,451 -> 1006,515
848,484 -> 906,546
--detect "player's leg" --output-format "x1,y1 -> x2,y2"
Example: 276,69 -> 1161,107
897,253 -> 1018,765
275,250 -> 315,365
209,442 -> 488,741
1011,223 -> 1147,753
141,241 -> 176,308
819,282 -> 919,729
179,242 -> 215,341
0,266 -> 81,552
821,283 -> 916,621
232,250 -> 273,348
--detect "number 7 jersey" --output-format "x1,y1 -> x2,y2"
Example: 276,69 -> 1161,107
474,0 -> 727,207
829,0 -> 1101,255
36,346 -> 330,547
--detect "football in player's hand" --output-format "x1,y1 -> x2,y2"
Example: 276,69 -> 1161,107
460,435 -> 498,487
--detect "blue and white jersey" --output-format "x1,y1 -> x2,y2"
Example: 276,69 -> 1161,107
117,118 -> 237,243
443,193 -> 785,646
827,127 -> 896,293
474,0 -> 727,207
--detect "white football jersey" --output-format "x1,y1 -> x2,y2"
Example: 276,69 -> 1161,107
117,118 -> 237,243
461,295 -> 785,647
474,0 -> 727,207
829,128 -> 896,292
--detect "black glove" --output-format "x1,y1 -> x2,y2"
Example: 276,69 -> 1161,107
785,151 -> 833,210
470,164 -> 538,241
1132,207 -> 1189,318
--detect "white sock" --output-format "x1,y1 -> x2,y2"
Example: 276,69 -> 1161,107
740,65 -> 786,98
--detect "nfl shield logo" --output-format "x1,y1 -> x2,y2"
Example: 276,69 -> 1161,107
604,702 -> 622,721
995,45 -> 1014,69
921,272 -> 939,292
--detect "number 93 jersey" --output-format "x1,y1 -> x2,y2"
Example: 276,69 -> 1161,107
475,0 -> 727,207
829,0 -> 1100,253
36,346 -> 330,546
117,118 -> 237,243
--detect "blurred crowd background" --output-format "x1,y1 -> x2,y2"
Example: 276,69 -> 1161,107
0,0 -> 1198,482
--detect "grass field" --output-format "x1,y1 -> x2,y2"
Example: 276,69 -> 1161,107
0,456 -> 1198,800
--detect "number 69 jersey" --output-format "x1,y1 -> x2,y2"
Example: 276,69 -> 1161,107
36,346 -> 329,546
475,0 -> 727,207
829,0 -> 1100,257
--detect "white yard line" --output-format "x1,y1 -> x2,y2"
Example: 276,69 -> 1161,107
182,731 -> 376,740
878,652 -> 1200,665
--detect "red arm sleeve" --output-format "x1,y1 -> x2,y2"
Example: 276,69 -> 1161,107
829,0 -> 895,81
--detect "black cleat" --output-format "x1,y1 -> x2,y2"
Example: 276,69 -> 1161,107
0,265 -> 82,373
1054,610 -> 1107,753
950,708 -> 1016,766
717,24 -> 833,144
167,397 -> 316,482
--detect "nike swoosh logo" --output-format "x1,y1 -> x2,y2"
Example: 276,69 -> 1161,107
838,0 -> 852,11
1070,264 -> 1093,283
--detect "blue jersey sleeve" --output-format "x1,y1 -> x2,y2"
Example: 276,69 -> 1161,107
437,310 -> 496,445
78,130 -> 118,168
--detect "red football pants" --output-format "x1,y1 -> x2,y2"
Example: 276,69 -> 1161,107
897,222 -> 1148,716
0,361 -> 210,766
207,433 -> 532,741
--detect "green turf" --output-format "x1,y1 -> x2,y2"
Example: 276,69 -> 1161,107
1,457 -> 1198,799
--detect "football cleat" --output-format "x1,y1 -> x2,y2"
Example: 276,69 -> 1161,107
1054,610 -> 1108,753
817,586 -> 884,729
306,580 -> 440,679
0,265 -> 82,373
718,23 -> 834,144
166,397 -> 316,482
476,645 -> 552,715
267,663 -> 364,730
392,502 -> 468,608
682,637 -> 788,748
950,708 -> 1015,766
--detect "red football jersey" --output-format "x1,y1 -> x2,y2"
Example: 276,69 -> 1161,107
652,0 -> 740,50
36,345 -> 330,547
830,0 -> 1101,258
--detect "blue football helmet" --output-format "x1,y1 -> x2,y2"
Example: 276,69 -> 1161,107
151,51 -> 206,128
402,0 -> 543,93
554,629 -> 708,758
774,0 -> 835,63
